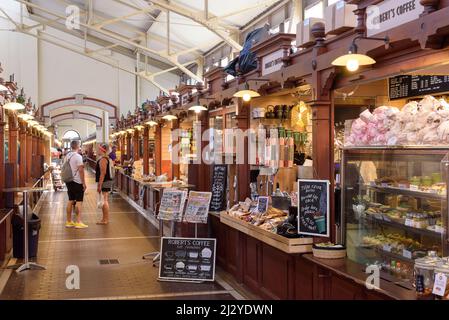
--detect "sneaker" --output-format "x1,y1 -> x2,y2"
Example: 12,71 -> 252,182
65,221 -> 75,228
74,222 -> 89,229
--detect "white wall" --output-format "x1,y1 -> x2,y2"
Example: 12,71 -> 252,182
56,119 -> 96,141
0,20 -> 39,104
0,1 -> 181,119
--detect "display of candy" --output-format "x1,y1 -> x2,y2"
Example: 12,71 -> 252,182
345,95 -> 449,146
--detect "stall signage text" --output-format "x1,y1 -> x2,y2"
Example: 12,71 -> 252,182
366,0 -> 424,37
298,179 -> 330,237
262,49 -> 284,76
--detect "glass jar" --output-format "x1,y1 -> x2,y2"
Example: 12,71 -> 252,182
410,176 -> 421,186
431,172 -> 442,184
414,253 -> 441,297
421,176 -> 433,187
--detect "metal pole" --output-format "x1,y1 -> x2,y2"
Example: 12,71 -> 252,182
23,191 -> 29,266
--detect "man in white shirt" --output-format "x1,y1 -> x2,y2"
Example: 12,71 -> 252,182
65,140 -> 88,229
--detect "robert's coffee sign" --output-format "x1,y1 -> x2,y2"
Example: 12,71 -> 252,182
366,0 -> 424,37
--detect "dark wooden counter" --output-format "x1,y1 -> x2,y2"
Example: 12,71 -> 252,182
302,254 -> 416,300
209,213 -> 417,300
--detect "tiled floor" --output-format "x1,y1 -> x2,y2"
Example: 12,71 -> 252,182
0,173 -> 243,300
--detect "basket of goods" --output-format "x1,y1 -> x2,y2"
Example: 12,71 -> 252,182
312,242 -> 346,259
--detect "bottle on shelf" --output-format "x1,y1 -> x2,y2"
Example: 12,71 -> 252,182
273,182 -> 283,196
279,126 -> 285,168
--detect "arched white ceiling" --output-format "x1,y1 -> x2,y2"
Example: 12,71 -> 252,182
51,111 -> 103,127
16,0 -> 283,88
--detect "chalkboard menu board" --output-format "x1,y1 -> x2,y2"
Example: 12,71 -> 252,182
209,165 -> 227,212
159,237 -> 216,282
298,179 -> 330,237
389,75 -> 449,100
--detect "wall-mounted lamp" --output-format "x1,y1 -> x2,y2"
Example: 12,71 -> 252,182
233,78 -> 270,102
3,100 -> 25,111
162,114 -> 178,121
332,36 -> 389,72
18,113 -> 34,121
27,120 -> 39,127
146,120 -> 158,126
189,105 -> 208,113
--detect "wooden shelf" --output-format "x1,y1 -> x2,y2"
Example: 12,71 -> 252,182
220,213 -> 313,254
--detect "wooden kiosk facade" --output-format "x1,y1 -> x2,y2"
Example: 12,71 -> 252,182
112,0 -> 449,300
0,67 -> 50,266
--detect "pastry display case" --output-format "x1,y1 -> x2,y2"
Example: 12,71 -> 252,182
341,147 -> 449,288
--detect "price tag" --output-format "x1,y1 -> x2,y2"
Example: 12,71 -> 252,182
410,185 -> 420,191
383,244 -> 392,252
403,249 -> 412,259
433,273 -> 448,297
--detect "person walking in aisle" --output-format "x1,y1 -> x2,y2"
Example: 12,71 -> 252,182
65,140 -> 88,229
96,143 -> 113,225
108,145 -> 117,194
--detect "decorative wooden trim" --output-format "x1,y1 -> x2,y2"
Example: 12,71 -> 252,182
41,96 -> 118,119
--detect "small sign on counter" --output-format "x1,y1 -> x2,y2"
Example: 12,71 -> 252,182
256,196 -> 269,214
298,179 -> 330,237
209,165 -> 227,212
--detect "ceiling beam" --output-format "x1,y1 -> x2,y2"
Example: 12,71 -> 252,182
46,0 -> 201,56
22,13 -> 177,72
93,7 -> 154,28
52,0 -> 204,58
16,0 -> 202,82
3,12 -> 173,95
146,0 -> 243,51
207,0 -> 282,23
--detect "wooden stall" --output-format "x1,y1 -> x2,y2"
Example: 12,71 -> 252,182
203,0 -> 449,300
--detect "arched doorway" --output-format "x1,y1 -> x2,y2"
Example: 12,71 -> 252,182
62,130 -> 81,149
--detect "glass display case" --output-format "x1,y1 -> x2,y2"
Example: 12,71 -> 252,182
341,147 -> 449,287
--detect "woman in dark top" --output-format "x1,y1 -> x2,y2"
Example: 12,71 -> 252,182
96,143 -> 112,225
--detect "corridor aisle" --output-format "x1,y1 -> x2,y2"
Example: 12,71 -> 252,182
0,173 -> 236,300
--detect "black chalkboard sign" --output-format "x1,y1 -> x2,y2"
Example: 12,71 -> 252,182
389,75 -> 449,100
298,179 -> 330,237
159,237 -> 216,282
209,165 -> 227,212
